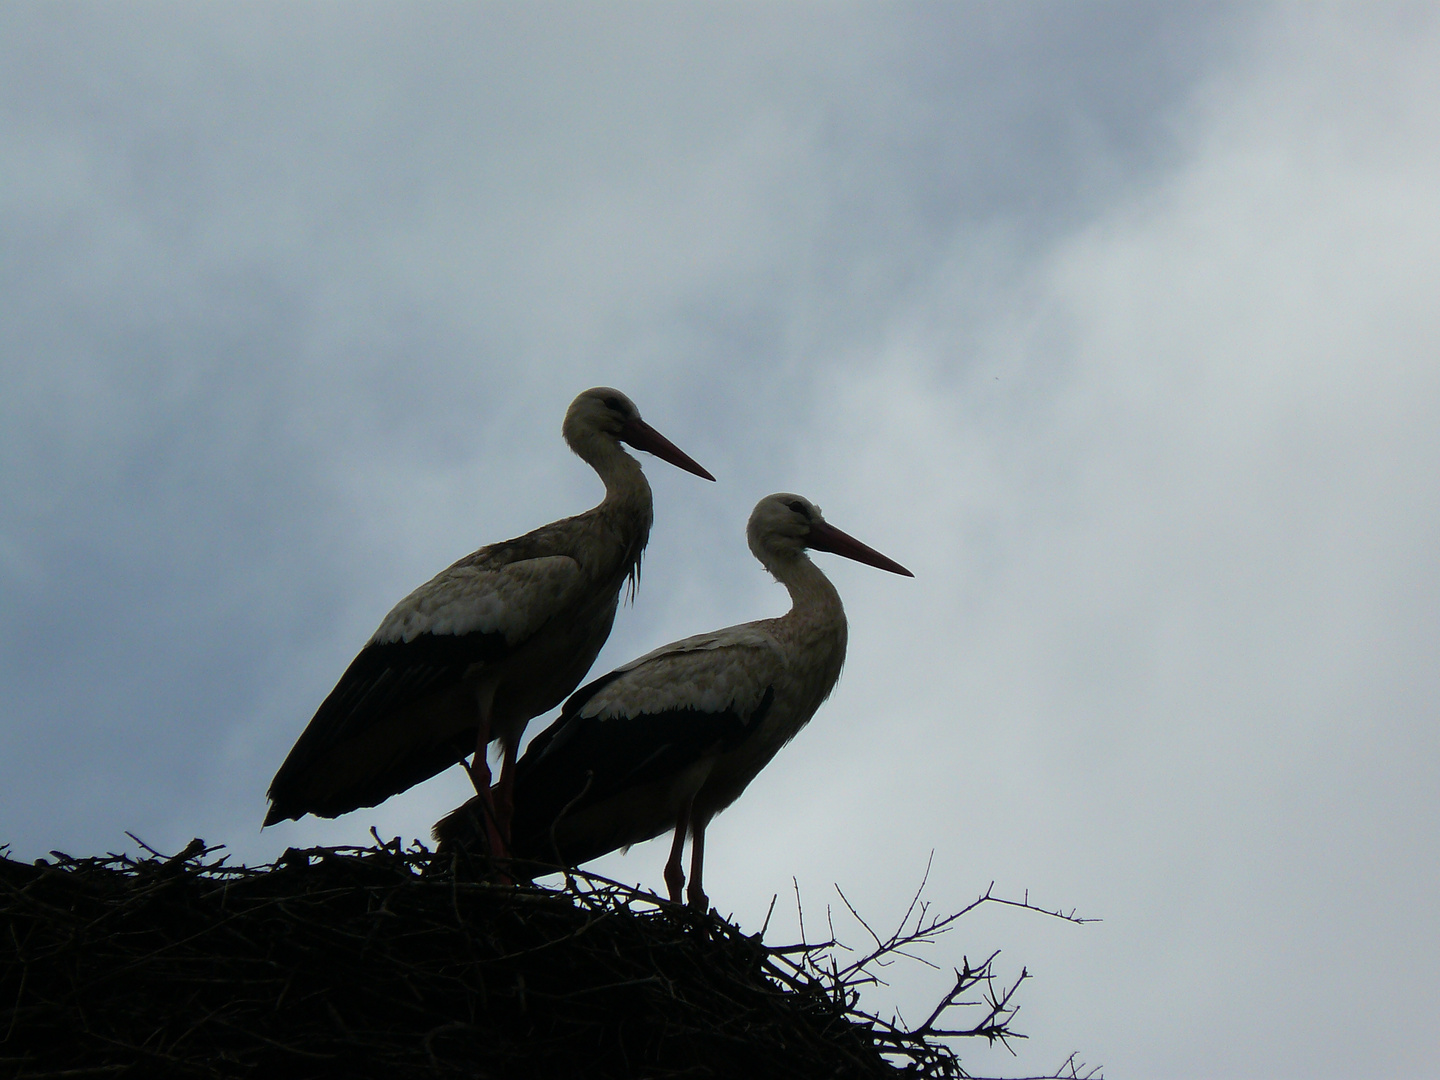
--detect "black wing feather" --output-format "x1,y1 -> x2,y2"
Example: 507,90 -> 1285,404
510,686 -> 774,862
265,629 -> 509,822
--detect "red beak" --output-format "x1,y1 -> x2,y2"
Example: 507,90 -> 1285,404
620,418 -> 715,481
806,520 -> 914,577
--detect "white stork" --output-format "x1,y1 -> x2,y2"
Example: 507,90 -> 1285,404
436,493 -> 912,908
264,388 -> 714,852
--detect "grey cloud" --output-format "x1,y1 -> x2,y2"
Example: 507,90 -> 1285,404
9,4 -> 1431,1077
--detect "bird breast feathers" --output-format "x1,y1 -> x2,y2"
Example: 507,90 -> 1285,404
580,627 -> 785,722
369,556 -> 585,646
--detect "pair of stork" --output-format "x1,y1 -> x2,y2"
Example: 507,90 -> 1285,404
264,388 -> 911,908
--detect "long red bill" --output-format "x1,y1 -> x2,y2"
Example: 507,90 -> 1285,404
806,520 -> 914,577
621,418 -> 716,481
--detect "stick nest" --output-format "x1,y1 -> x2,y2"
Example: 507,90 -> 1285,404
2,837 -> 982,1079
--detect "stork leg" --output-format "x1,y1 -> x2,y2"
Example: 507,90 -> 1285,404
492,737 -> 519,846
686,816 -> 709,912
663,800 -> 692,904
466,681 -> 509,860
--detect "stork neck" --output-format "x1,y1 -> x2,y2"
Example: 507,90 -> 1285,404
770,551 -> 846,630
573,433 -> 653,516
766,550 -> 849,717
575,436 -> 655,590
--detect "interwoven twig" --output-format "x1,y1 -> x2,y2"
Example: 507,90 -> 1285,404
0,840 -> 1097,1080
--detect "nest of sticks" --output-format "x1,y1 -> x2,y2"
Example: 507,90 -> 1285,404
1,837 -> 1081,1080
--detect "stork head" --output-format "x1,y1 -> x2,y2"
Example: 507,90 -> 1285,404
564,388 -> 714,481
747,493 -> 913,576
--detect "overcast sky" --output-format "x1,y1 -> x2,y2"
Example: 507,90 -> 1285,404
3,4 -> 1437,1077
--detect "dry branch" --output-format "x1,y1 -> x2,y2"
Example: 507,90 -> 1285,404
1,840 -> 1097,1080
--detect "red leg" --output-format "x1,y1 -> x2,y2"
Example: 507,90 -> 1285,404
686,817 -> 708,912
663,801 -> 691,904
492,738 -> 519,847
468,680 -> 499,793
467,685 -> 509,861
468,727 -> 494,794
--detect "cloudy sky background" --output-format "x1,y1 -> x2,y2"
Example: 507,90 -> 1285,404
4,3 -> 1437,1076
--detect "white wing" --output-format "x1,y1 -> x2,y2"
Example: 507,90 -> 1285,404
580,624 -> 786,721
370,555 -> 585,646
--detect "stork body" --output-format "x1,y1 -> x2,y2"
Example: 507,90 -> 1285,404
264,389 -> 713,848
437,494 -> 911,907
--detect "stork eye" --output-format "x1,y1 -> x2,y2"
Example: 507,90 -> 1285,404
786,500 -> 809,516
603,395 -> 623,412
